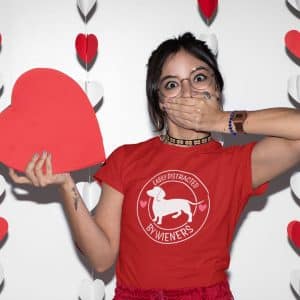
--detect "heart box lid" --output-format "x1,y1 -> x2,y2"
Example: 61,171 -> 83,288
0,68 -> 105,173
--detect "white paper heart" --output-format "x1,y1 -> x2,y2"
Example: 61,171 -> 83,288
291,172 -> 300,199
198,33 -> 218,56
76,181 -> 101,211
78,278 -> 105,300
0,263 -> 4,286
287,0 -> 300,11
12,187 -> 29,196
291,269 -> 300,295
79,81 -> 104,108
0,74 -> 4,92
288,74 -> 300,103
0,175 -> 6,197
77,0 -> 97,17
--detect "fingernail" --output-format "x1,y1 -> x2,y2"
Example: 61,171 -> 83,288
42,151 -> 47,157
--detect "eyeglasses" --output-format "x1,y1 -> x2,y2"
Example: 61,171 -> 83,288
158,67 -> 214,98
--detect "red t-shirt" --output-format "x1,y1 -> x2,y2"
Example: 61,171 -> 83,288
94,137 -> 268,289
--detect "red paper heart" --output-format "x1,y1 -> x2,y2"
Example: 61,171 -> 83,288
0,68 -> 105,173
197,0 -> 218,19
75,33 -> 98,64
287,220 -> 300,248
0,33 -> 2,46
0,217 -> 8,241
285,30 -> 300,59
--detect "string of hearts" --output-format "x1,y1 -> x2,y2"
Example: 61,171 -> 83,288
0,34 -> 8,290
284,1 -> 300,296
0,34 -> 3,94
75,1 -> 105,300
0,175 -> 8,288
197,0 -> 218,25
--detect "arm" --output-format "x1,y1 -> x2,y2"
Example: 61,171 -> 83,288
59,178 -> 123,272
240,108 -> 300,188
163,97 -> 300,188
9,152 -> 123,272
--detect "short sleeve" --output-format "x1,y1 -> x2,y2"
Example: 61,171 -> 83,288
238,142 -> 269,198
93,146 -> 125,194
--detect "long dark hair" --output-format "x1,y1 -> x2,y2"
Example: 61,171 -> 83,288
146,32 -> 224,131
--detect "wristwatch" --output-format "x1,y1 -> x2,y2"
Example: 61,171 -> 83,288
232,111 -> 248,133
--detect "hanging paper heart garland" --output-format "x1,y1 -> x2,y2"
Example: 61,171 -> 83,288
0,35 -> 3,96
0,263 -> 4,286
78,278 -> 105,300
288,74 -> 300,103
0,175 -> 5,197
291,172 -> 300,198
285,30 -> 300,59
78,81 -> 104,108
0,217 -> 8,241
77,0 -> 97,18
288,220 -> 300,247
198,33 -> 218,56
285,5 -> 300,295
291,269 -> 300,295
0,74 -> 3,92
0,68 -> 105,173
76,181 -> 101,211
287,0 -> 300,12
75,34 -> 98,65
197,0 -> 218,21
74,2 -> 105,298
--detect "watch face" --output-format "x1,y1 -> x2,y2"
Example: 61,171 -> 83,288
234,111 -> 247,121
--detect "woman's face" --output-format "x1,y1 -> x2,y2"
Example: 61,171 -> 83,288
158,49 -> 220,102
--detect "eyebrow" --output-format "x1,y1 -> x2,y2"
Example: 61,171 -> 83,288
160,66 -> 210,82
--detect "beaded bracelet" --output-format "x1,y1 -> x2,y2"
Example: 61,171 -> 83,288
228,111 -> 237,136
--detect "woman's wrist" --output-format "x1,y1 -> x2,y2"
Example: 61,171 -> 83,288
213,111 -> 230,133
60,174 -> 75,192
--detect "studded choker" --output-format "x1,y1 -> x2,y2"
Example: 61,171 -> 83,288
162,132 -> 212,146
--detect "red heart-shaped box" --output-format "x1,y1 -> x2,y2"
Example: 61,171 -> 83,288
0,68 -> 105,173
75,33 -> 98,64
287,220 -> 300,248
285,30 -> 300,59
197,0 -> 218,19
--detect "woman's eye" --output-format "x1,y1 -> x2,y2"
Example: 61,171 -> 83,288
165,81 -> 178,89
193,73 -> 207,82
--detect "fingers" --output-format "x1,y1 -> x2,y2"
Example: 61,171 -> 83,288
24,152 -> 51,187
25,153 -> 40,186
45,153 -> 52,177
10,152 -> 56,188
8,168 -> 31,184
34,151 -> 48,187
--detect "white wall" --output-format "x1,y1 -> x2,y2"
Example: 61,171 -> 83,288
0,1 -> 299,299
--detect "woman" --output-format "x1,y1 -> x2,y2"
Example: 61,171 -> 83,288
9,32 -> 300,299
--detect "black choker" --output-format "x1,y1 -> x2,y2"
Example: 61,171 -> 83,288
162,132 -> 212,146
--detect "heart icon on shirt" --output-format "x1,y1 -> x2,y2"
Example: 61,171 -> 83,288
140,200 -> 147,208
198,203 -> 207,212
0,68 -> 105,173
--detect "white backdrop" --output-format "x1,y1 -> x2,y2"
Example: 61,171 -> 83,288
0,1 -> 300,299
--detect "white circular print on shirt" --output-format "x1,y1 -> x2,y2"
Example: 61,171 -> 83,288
137,170 -> 210,244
